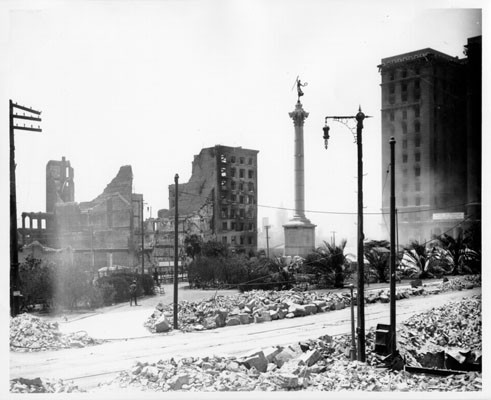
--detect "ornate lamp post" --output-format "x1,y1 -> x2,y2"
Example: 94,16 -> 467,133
322,106 -> 371,362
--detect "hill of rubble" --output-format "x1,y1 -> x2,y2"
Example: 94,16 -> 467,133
10,313 -> 104,352
98,294 -> 482,392
144,275 -> 481,333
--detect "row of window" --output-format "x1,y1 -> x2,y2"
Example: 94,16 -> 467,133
220,154 -> 255,166
229,181 -> 254,192
402,152 -> 421,163
387,106 -> 420,121
400,197 -> 423,207
401,137 -> 421,149
220,194 -> 256,205
222,235 -> 255,245
220,207 -> 254,219
221,167 -> 255,179
222,221 -> 255,231
388,67 -> 420,81
402,181 -> 421,192
402,167 -> 421,177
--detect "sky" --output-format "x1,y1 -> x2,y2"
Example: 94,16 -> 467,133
0,1 -> 488,396
0,0 -> 485,256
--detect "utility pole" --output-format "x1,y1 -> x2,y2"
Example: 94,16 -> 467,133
10,100 -> 42,317
330,231 -> 336,247
389,137 -> 397,357
173,174 -> 179,329
264,225 -> 271,258
141,198 -> 145,277
323,106 -> 371,362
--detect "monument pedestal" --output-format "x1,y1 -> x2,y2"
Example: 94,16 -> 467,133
283,218 -> 316,257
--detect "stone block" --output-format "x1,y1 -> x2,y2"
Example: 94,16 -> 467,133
242,351 -> 268,373
263,346 -> 282,363
238,313 -> 251,324
254,315 -> 266,323
275,373 -> 299,389
214,313 -> 226,328
277,309 -> 287,319
203,317 -> 217,329
304,304 -> 317,315
168,374 -> 190,390
269,310 -> 279,320
288,304 -> 307,317
155,315 -> 172,333
334,301 -> 345,310
379,294 -> 390,303
274,348 -> 296,367
296,349 -> 322,367
313,300 -> 327,311
285,312 -> 295,319
226,317 -> 240,326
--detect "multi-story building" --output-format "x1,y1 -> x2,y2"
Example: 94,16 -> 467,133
19,159 -> 144,272
163,145 -> 259,255
379,36 -> 481,244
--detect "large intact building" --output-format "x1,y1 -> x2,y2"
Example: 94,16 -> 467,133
379,36 -> 481,244
160,145 -> 259,255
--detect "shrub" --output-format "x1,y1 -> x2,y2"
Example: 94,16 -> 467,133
304,240 -> 351,288
18,255 -> 55,310
53,263 -> 94,311
96,282 -> 116,306
96,272 -> 154,304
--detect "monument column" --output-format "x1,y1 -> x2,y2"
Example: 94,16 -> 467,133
283,79 -> 316,257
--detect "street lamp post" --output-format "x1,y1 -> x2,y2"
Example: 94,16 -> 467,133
389,137 -> 397,357
322,106 -> 371,362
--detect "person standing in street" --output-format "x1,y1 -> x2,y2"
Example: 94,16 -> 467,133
129,280 -> 138,306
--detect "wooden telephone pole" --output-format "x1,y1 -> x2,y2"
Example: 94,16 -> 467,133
10,100 -> 42,317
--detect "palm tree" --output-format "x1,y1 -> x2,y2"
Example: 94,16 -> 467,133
304,240 -> 351,288
364,240 -> 390,283
401,240 -> 438,279
434,233 -> 479,275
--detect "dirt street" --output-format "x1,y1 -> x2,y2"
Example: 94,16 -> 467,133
10,287 -> 480,390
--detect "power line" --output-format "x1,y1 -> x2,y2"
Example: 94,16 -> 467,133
178,189 -> 469,216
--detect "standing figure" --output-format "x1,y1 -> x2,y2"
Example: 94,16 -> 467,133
153,268 -> 159,287
129,279 -> 138,306
296,78 -> 308,101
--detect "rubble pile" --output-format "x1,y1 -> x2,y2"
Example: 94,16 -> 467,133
440,275 -> 481,293
107,294 -> 482,392
10,313 -> 103,352
398,295 -> 482,368
145,275 -> 481,333
144,290 -> 353,333
10,377 -> 85,393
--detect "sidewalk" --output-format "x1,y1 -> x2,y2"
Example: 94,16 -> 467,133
55,282 -> 239,340
53,279 -> 442,341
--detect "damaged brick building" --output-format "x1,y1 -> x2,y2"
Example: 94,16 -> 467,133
147,145 -> 259,270
19,157 -> 144,273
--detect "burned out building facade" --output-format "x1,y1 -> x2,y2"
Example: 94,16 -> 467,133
152,145 -> 259,257
379,36 -> 481,244
19,158 -> 144,272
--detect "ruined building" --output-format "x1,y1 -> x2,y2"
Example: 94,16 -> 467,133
150,145 -> 259,263
19,158 -> 144,272
379,36 -> 481,244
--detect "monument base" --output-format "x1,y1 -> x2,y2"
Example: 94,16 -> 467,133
283,218 -> 316,257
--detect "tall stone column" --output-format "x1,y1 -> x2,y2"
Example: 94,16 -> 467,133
290,101 -> 309,221
283,100 -> 316,257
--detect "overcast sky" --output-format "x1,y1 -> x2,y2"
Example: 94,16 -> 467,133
0,0 -> 485,254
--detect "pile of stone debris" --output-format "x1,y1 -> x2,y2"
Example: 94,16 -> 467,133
398,294 -> 482,370
108,297 -> 482,392
10,377 -> 85,394
144,275 -> 481,333
10,313 -> 103,352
